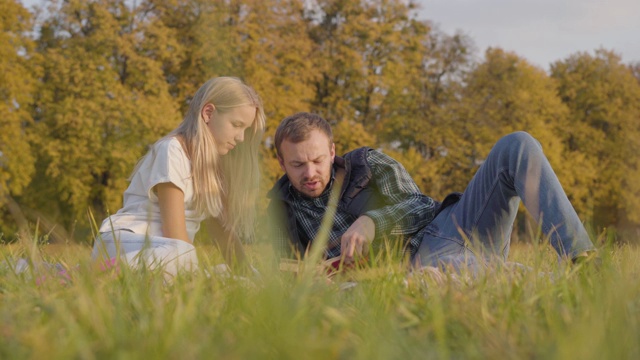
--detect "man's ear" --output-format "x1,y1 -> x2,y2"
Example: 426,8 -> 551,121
277,155 -> 286,171
201,103 -> 216,124
330,142 -> 336,164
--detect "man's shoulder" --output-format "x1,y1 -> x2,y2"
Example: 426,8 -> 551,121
343,146 -> 374,168
343,146 -> 373,158
344,146 -> 399,168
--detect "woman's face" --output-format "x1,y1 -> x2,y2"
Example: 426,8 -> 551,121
205,105 -> 256,155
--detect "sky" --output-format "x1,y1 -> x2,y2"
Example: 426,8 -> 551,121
415,0 -> 640,69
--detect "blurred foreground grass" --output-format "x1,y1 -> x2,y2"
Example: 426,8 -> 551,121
1,240 -> 639,359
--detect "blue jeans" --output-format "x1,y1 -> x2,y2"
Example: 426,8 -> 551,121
414,132 -> 595,271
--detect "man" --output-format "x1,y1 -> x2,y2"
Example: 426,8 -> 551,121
267,112 -> 595,272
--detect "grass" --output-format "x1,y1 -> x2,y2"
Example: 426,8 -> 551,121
1,238 -> 639,359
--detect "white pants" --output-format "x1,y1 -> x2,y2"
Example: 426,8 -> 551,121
92,230 -> 198,277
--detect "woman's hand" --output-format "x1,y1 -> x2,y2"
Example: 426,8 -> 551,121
156,182 -> 190,243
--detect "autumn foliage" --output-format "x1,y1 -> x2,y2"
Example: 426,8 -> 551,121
2,0 -> 640,242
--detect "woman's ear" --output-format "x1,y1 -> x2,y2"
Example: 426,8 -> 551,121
202,103 -> 216,124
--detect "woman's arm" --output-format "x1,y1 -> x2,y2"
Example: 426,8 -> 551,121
156,182 -> 190,243
205,217 -> 247,267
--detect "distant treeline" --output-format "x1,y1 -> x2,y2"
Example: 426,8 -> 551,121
2,0 -> 640,243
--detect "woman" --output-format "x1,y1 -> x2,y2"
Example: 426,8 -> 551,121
92,77 -> 265,277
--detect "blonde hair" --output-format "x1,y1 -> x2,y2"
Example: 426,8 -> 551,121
167,77 -> 265,240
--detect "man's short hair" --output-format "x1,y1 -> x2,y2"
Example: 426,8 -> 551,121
274,112 -> 333,157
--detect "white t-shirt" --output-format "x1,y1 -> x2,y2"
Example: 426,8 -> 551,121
99,137 -> 207,242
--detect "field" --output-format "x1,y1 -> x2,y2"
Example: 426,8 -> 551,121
1,239 -> 638,359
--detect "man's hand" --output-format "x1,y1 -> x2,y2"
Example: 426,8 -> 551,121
341,215 -> 375,263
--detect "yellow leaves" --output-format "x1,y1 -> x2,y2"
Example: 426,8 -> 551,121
3,0 -> 640,238
16,0 -> 180,232
333,120 -> 376,156
552,49 -> 640,225
0,0 -> 36,200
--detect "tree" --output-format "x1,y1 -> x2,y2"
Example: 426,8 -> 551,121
375,25 -> 474,198
551,49 -> 640,229
147,0 -> 242,111
333,120 -> 376,156
377,26 -> 473,157
306,0 -> 427,128
23,0 -> 181,239
234,0 -> 317,191
0,0 -> 37,237
630,61 -> 640,85
457,49 -> 570,185
302,1 -> 476,199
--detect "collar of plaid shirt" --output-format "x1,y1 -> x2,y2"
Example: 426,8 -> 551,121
287,164 -> 356,258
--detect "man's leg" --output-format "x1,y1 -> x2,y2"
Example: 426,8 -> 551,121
416,131 -> 595,268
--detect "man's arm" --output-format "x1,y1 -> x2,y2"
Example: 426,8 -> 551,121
363,149 -> 438,238
340,149 -> 438,261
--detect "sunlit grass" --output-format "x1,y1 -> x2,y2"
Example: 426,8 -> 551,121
1,237 -> 639,359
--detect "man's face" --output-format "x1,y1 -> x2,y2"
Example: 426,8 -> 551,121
278,129 -> 335,198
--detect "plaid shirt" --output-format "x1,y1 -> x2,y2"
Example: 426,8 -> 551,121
271,148 -> 439,259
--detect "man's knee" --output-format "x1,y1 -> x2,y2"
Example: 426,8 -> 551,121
498,131 -> 542,153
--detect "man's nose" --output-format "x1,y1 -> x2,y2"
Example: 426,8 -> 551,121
302,164 -> 315,178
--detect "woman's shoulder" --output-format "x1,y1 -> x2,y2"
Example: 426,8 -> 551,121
154,136 -> 180,150
138,137 -> 190,174
137,136 -> 192,186
153,136 -> 188,157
